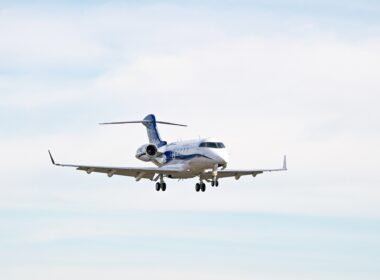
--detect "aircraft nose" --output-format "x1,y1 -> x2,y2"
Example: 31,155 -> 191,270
214,149 -> 229,165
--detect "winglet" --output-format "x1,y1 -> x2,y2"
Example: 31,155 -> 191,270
48,150 -> 56,165
283,155 -> 287,170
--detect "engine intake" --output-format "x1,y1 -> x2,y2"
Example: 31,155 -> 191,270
146,144 -> 158,157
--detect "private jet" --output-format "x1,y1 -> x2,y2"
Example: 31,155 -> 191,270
49,114 -> 287,192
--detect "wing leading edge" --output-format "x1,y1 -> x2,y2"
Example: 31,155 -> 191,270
48,150 -> 186,181
203,156 -> 287,180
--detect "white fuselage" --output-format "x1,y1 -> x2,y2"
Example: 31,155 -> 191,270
135,138 -> 229,178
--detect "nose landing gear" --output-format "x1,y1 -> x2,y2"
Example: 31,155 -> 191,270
211,164 -> 219,187
210,180 -> 219,187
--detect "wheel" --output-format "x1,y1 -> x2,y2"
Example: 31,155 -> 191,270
201,183 -> 206,192
211,181 -> 215,187
215,180 -> 219,187
195,183 -> 200,192
162,183 -> 167,191
155,182 -> 161,191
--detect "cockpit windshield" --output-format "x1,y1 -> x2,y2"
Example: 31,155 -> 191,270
199,142 -> 225,148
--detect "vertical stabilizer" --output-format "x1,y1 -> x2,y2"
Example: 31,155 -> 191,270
142,114 -> 167,147
99,115 -> 186,147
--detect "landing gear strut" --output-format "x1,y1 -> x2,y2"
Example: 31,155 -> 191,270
211,164 -> 219,187
156,175 -> 167,191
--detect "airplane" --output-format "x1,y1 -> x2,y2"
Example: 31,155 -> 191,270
49,114 -> 287,192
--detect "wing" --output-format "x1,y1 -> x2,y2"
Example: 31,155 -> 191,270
48,150 -> 185,181
203,156 -> 287,180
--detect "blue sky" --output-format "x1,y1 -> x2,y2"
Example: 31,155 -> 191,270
1,1 -> 380,279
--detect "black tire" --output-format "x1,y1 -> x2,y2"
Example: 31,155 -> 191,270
215,181 -> 219,187
211,181 -> 215,187
195,183 -> 200,192
162,183 -> 167,191
156,182 -> 161,191
201,183 -> 206,192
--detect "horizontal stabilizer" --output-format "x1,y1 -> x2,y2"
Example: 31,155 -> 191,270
99,114 -> 185,147
99,120 -> 187,127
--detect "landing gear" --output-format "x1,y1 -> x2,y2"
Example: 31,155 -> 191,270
196,182 -> 206,192
211,180 -> 219,187
155,182 -> 167,192
211,164 -> 219,188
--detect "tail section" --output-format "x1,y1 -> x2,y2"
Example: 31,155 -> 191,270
99,114 -> 186,148
142,114 -> 167,147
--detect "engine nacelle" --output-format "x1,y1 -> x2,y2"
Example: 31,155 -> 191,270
135,144 -> 162,162
146,144 -> 157,157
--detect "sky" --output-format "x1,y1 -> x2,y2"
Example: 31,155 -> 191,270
1,0 -> 380,279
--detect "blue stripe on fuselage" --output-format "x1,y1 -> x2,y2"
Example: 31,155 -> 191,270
164,151 -> 212,162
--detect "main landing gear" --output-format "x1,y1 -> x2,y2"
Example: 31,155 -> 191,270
195,177 -> 221,192
155,182 -> 167,191
156,174 -> 166,191
195,182 -> 206,192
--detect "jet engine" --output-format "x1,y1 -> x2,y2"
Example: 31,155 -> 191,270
135,144 -> 162,162
146,144 -> 157,157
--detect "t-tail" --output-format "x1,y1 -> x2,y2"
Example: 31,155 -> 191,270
100,114 -> 187,147
142,114 -> 167,147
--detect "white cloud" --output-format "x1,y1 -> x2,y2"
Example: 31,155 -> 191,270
1,3 -> 380,219
1,40 -> 380,218
1,4 -> 380,280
